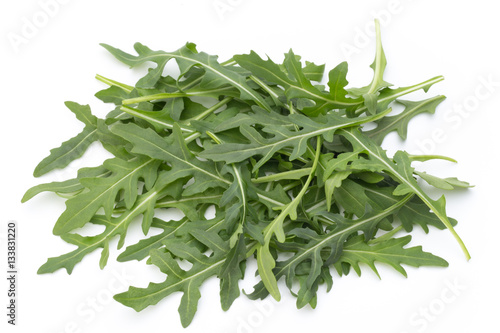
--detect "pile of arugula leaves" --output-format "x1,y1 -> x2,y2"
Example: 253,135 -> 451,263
23,20 -> 471,327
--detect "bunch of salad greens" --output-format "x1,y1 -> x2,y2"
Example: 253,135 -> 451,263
23,20 -> 471,327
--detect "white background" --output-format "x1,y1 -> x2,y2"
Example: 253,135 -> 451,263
1,0 -> 499,332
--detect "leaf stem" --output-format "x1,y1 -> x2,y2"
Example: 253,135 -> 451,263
95,74 -> 134,93
220,58 -> 236,66
119,105 -> 196,133
122,92 -> 190,105
282,180 -> 302,192
366,19 -> 384,95
250,75 -> 283,107
120,95 -> 230,139
188,97 -> 232,123
252,168 -> 312,183
368,225 -> 404,245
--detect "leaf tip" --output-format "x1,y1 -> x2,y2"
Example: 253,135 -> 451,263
52,222 -> 69,236
36,264 -> 49,275
99,43 -> 114,52
20,190 -> 32,203
32,167 -> 44,178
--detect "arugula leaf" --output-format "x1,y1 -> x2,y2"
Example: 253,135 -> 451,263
348,20 -> 392,115
22,165 -> 111,203
39,177 -> 172,274
52,156 -> 161,235
362,182 -> 458,233
415,171 -> 473,190
117,217 -> 189,262
114,229 -> 236,328
335,235 -> 448,277
33,102 -> 99,177
365,95 -> 447,144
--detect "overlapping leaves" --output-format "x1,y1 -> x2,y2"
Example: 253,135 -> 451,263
23,20 -> 471,328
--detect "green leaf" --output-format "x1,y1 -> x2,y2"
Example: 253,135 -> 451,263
64,102 -> 98,126
117,217 -> 190,262
95,85 -> 132,105
364,95 -> 446,144
327,61 -> 360,107
119,102 -> 190,133
254,183 -> 291,214
324,171 -> 351,210
22,164 -> 110,202
33,102 -> 100,177
114,229 -> 234,327
333,178 -> 374,218
440,177 -> 474,188
335,235 -> 448,278
284,50 -> 361,116
322,150 -> 361,181
33,125 -> 98,177
22,178 -> 82,203
348,19 -> 392,115
52,156 -> 161,235
233,51 -> 293,89
415,171 -> 473,190
303,61 -> 325,82
219,233 -> 247,311
220,163 -> 255,243
362,183 -> 458,233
